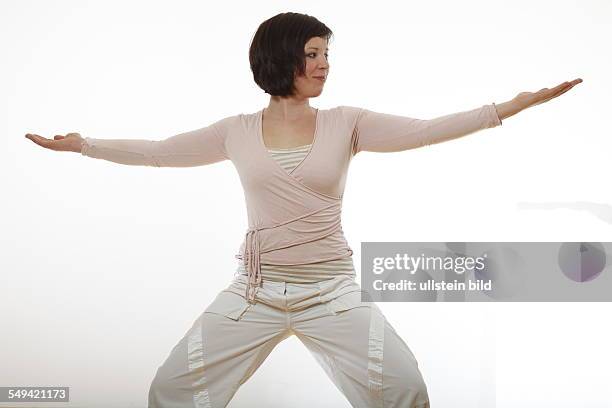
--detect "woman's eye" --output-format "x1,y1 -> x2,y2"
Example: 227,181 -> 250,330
307,53 -> 330,59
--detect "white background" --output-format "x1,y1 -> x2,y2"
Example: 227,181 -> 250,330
1,0 -> 610,407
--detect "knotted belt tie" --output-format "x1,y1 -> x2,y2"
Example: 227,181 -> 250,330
242,228 -> 262,304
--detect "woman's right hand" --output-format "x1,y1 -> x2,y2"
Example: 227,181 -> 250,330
25,132 -> 84,153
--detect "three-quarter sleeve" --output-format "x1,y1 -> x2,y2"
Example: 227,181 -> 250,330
349,103 -> 502,156
80,117 -> 230,167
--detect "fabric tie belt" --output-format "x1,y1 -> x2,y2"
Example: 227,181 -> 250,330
242,228 -> 262,304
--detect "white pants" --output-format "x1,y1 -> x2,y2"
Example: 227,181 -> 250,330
148,274 -> 430,407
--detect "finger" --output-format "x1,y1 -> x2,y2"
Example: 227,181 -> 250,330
553,81 -> 578,96
26,133 -> 41,144
542,82 -> 568,96
557,83 -> 576,96
542,82 -> 571,99
32,134 -> 47,144
553,83 -> 578,99
538,83 -> 576,104
54,135 -> 65,140
29,134 -> 51,147
559,81 -> 572,90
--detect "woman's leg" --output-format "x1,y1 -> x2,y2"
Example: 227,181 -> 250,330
292,291 -> 430,408
148,290 -> 291,408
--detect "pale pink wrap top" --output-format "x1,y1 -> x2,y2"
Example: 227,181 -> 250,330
81,104 -> 502,303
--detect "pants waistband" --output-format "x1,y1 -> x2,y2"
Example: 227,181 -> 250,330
235,257 -> 356,284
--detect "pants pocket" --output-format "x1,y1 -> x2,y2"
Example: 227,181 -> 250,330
204,291 -> 253,321
326,289 -> 372,315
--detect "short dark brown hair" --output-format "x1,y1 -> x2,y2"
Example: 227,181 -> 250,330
249,12 -> 333,97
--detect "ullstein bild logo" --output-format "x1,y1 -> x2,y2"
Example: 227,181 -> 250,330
360,242 -> 611,302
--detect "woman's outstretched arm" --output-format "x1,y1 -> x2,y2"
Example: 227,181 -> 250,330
349,78 -> 582,155
25,117 -> 230,167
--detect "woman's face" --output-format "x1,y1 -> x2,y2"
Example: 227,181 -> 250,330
294,36 -> 329,98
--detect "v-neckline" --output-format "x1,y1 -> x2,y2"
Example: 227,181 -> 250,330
258,107 -> 320,176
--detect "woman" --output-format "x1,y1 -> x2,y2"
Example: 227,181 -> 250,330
26,11 -> 582,408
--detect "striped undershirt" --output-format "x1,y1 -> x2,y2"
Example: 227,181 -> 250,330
236,143 -> 356,283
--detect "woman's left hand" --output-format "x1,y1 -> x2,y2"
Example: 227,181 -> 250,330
513,78 -> 583,110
